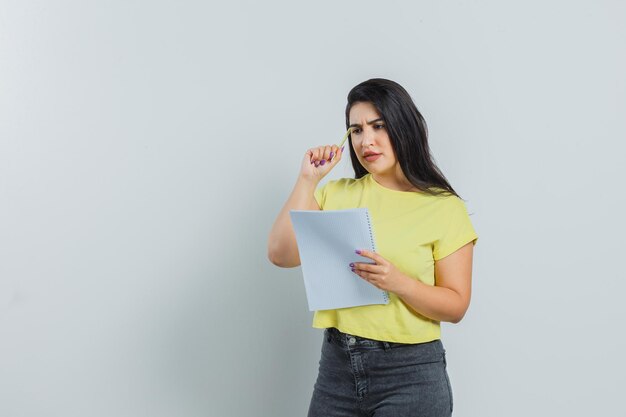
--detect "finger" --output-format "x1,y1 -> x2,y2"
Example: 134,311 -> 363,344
317,146 -> 326,160
315,146 -> 330,167
328,145 -> 338,162
356,270 -> 379,286
313,145 -> 332,166
351,262 -> 378,272
306,149 -> 315,164
355,249 -> 386,265
311,146 -> 324,166
355,263 -> 389,281
328,145 -> 339,161
322,145 -> 332,162
337,145 -> 346,161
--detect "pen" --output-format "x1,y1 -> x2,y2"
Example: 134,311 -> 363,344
313,128 -> 353,166
328,128 -> 352,163
330,127 -> 352,160
338,127 -> 352,149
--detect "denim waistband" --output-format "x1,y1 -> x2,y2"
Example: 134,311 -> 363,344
325,327 -> 443,351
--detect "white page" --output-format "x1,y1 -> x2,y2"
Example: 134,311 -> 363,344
289,208 -> 390,311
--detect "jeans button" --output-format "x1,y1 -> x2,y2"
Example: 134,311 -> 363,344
348,337 -> 356,345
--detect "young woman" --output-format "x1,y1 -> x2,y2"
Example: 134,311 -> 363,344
268,78 -> 478,416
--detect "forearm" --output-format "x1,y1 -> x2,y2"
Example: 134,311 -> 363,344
267,176 -> 319,267
395,276 -> 467,324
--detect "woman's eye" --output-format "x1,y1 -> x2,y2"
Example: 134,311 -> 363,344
375,124 -> 385,129
352,128 -> 361,134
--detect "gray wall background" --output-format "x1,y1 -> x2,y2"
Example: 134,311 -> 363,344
1,1 -> 624,416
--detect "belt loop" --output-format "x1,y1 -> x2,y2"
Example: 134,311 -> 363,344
383,341 -> 391,351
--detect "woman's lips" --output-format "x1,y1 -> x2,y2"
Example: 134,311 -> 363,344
364,153 -> 382,162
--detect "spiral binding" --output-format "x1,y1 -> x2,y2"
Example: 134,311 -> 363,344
364,209 -> 390,304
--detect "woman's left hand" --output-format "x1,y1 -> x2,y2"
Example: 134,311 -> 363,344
351,249 -> 410,294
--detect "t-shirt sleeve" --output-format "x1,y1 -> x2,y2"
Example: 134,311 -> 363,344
432,196 -> 478,261
314,182 -> 328,209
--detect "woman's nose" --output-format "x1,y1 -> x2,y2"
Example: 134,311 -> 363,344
361,128 -> 375,147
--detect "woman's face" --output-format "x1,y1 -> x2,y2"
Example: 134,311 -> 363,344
349,101 -> 398,177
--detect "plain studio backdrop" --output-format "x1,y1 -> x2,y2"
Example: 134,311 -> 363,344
1,1 -> 624,416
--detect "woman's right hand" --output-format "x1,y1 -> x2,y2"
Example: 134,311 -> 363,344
268,144 -> 344,267
300,144 -> 344,182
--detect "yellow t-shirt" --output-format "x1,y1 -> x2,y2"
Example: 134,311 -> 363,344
313,173 -> 478,343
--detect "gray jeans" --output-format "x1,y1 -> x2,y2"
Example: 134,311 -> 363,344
308,327 -> 453,417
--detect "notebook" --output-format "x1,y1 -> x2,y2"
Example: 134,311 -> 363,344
289,208 -> 390,311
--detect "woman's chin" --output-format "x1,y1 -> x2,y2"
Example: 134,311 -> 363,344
365,165 -> 393,176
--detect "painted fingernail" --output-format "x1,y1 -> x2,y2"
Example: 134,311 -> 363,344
341,146 -> 345,152
351,268 -> 355,272
320,159 -> 326,166
349,263 -> 354,267
314,161 -> 319,167
329,151 -> 334,159
355,249 -> 361,254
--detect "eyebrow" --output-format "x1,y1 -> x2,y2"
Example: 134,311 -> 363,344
348,118 -> 385,128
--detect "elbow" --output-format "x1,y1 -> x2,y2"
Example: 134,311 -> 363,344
449,313 -> 465,324
267,254 -> 297,268
448,292 -> 470,324
267,238 -> 282,266
267,246 -> 282,267
267,249 -> 285,267
449,305 -> 469,324
267,244 -> 298,268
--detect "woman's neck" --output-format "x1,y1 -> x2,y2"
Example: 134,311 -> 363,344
371,168 -> 416,192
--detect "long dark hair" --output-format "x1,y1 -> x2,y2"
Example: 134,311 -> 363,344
345,78 -> 460,198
